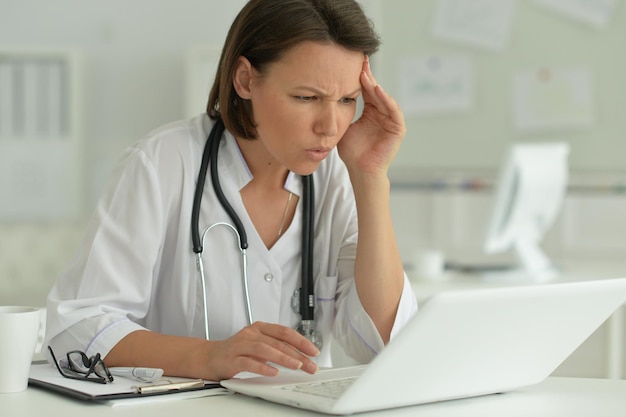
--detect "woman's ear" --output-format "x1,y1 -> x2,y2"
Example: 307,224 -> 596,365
233,56 -> 254,99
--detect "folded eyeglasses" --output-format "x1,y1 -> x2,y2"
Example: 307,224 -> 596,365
48,346 -> 114,384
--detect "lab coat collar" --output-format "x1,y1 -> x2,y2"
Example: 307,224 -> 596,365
201,115 -> 303,197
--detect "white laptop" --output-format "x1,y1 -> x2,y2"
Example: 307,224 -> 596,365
221,277 -> 626,415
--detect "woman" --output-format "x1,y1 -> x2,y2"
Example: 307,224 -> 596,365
45,0 -> 417,381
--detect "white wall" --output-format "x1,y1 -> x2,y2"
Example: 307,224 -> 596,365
5,0 -> 624,210
377,0 -> 626,172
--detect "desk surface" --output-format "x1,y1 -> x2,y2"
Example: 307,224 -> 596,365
410,258 -> 626,300
1,377 -> 625,417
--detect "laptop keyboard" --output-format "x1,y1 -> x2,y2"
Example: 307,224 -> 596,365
279,377 -> 357,399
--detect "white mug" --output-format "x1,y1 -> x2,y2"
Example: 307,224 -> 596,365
0,306 -> 40,393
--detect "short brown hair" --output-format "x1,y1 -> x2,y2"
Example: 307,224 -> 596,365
207,0 -> 380,139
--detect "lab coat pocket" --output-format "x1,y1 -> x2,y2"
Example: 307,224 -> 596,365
314,273 -> 338,338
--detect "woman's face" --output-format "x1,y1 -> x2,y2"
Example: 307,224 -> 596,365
235,41 -> 364,176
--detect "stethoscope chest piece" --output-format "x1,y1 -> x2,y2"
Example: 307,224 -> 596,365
292,288 -> 324,350
297,320 -> 324,351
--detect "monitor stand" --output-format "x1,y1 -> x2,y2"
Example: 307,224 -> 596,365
482,240 -> 560,283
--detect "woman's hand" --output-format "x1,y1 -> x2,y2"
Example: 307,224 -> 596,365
202,321 -> 320,380
105,323 -> 319,382
337,56 -> 406,177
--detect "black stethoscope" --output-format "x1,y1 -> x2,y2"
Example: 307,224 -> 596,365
191,119 -> 323,350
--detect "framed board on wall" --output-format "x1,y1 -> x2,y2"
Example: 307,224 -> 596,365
0,49 -> 83,220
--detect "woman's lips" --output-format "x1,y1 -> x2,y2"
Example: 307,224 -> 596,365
306,147 -> 331,161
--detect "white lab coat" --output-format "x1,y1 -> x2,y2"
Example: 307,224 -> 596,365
45,114 -> 417,367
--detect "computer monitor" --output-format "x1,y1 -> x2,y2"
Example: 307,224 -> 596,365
483,142 -> 570,282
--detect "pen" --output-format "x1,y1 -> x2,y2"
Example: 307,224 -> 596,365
109,367 -> 164,383
134,379 -> 205,394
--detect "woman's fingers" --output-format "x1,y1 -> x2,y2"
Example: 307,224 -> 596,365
253,323 -> 319,372
213,322 -> 319,379
259,322 -> 320,357
360,59 -> 386,112
360,58 -> 405,132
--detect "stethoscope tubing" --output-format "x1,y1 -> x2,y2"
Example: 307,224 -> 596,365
192,120 -> 248,254
191,119 -> 315,340
300,175 -> 314,321
198,222 -> 251,340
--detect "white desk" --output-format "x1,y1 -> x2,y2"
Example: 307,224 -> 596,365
1,377 -> 625,417
410,258 -> 626,298
410,258 -> 626,379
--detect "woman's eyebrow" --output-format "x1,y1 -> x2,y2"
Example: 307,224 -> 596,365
293,86 -> 362,98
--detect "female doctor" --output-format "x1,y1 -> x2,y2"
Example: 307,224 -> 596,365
45,0 -> 417,381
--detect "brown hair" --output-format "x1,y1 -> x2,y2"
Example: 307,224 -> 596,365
207,0 -> 380,139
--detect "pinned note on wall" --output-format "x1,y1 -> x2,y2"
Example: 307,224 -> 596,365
432,0 -> 517,51
398,54 -> 473,116
513,67 -> 595,133
532,0 -> 618,29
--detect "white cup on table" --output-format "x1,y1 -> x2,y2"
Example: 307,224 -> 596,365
0,306 -> 40,393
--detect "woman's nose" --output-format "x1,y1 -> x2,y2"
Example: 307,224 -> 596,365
313,104 -> 339,137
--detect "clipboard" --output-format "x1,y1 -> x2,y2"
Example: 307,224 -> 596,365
28,362 -> 223,402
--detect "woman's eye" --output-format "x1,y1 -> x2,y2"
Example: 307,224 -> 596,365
296,96 -> 316,102
340,97 -> 357,105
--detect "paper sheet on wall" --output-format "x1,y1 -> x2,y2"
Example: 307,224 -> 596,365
432,0 -> 517,51
532,0 -> 618,29
513,67 -> 595,132
398,55 -> 473,116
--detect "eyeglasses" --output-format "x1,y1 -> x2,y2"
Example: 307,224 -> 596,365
48,346 -> 114,384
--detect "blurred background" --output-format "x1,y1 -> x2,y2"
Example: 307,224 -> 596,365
1,1 -> 626,375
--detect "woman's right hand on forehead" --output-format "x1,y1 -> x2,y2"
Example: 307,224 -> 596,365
337,56 -> 406,178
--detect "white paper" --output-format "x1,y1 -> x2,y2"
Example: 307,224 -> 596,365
398,55 -> 473,116
0,61 -> 13,138
45,61 -> 64,138
22,62 -> 39,138
513,67 -> 595,132
532,0 -> 618,29
105,387 -> 232,407
432,0 -> 517,51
